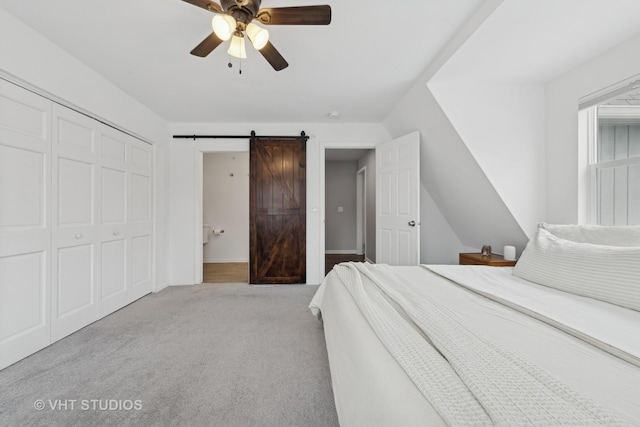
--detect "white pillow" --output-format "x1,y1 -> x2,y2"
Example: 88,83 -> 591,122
513,228 -> 640,312
539,223 -> 640,247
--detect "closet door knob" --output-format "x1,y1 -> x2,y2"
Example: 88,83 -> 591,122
75,233 -> 83,239
408,220 -> 416,227
113,230 -> 119,236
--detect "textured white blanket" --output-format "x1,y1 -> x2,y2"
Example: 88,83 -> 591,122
425,264 -> 640,368
333,262 -> 630,426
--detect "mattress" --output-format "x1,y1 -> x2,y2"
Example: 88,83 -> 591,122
310,264 -> 640,426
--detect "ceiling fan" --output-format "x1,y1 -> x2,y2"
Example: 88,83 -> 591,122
181,0 -> 332,71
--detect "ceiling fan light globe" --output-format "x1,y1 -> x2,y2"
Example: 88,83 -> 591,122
246,22 -> 269,50
227,35 -> 247,59
212,14 -> 236,41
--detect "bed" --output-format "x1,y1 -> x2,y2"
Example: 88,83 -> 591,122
310,224 -> 640,426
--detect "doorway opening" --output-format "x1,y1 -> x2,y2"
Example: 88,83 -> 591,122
324,148 -> 375,275
202,152 -> 249,283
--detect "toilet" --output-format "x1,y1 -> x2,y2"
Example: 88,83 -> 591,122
203,224 -> 210,244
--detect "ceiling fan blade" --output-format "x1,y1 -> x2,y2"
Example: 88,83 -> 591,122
190,32 -> 224,57
180,0 -> 223,13
256,5 -> 331,25
258,41 -> 289,71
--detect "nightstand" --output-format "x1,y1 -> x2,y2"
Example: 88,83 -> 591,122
459,252 -> 517,267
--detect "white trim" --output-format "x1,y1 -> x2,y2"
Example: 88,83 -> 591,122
581,106 -> 598,224
325,250 -> 359,254
365,257 -> 374,264
593,157 -> 640,169
585,107 -> 640,225
598,105 -> 640,125
356,166 -> 367,256
579,74 -> 640,109
153,281 -> 171,293
195,143 -> 250,285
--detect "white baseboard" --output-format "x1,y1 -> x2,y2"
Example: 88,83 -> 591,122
365,257 -> 374,263
203,258 -> 249,263
325,250 -> 358,255
153,281 -> 170,293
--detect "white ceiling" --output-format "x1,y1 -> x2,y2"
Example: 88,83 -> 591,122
432,0 -> 640,84
4,1 -> 640,125
0,0 -> 482,123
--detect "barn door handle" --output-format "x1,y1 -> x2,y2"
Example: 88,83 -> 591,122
408,220 -> 416,227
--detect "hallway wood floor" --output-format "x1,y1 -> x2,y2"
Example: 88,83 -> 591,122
203,262 -> 248,283
325,254 -> 365,276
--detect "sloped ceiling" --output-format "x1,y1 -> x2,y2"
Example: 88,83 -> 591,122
386,0 -> 640,252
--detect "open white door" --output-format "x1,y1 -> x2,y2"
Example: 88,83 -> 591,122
376,131 -> 420,265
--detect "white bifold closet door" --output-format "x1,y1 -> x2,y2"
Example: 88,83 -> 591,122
51,104 -> 153,341
0,79 -> 52,369
0,79 -> 153,369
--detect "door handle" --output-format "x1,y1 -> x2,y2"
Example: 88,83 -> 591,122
408,220 -> 416,227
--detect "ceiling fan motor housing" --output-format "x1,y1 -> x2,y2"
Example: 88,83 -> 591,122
221,0 -> 261,23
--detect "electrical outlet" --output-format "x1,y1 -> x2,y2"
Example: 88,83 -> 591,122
338,206 -> 343,212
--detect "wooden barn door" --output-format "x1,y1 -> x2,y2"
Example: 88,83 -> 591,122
250,137 -> 306,284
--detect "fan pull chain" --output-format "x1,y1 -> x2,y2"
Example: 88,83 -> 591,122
227,54 -> 242,75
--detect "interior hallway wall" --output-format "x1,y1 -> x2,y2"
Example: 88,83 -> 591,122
325,160 -> 358,253
203,152 -> 249,262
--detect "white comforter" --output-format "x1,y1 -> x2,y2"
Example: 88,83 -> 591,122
310,264 -> 640,426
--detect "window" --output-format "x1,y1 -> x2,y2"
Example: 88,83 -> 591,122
587,104 -> 640,225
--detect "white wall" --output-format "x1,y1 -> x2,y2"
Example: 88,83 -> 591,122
203,153 -> 249,263
0,7 -> 171,291
325,161 -> 358,252
168,122 -> 389,286
546,33 -> 640,224
427,81 -> 546,237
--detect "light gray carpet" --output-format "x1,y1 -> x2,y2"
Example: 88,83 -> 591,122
0,283 -> 338,427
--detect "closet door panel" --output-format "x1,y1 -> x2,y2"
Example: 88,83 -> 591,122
0,146 -> 44,228
57,157 -> 94,225
0,80 -> 51,370
51,105 -> 99,341
100,240 -> 127,299
101,167 -> 126,224
97,127 -> 130,316
131,174 -> 151,222
129,139 -> 152,299
0,253 -> 45,339
55,244 -> 94,317
131,235 -> 151,289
